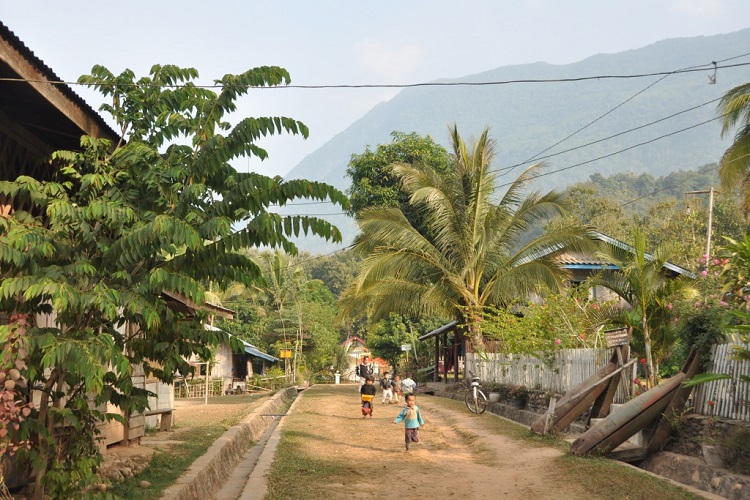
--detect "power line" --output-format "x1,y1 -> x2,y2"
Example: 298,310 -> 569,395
271,101 -> 732,209
265,105 -> 725,211
492,96 -> 723,175
497,112 -> 726,189
2,60 -> 748,90
500,51 -> 750,176
505,73 -> 672,177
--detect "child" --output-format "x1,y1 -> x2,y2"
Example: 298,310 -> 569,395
392,375 -> 403,404
380,371 -> 394,404
401,373 -> 417,396
360,376 -> 376,417
393,393 -> 425,451
358,355 -> 373,391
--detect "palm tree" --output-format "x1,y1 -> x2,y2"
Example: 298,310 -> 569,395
591,229 -> 697,387
258,251 -> 307,382
338,125 -> 594,351
718,82 -> 750,218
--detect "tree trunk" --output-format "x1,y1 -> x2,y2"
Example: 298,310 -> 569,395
642,315 -> 656,388
31,370 -> 60,500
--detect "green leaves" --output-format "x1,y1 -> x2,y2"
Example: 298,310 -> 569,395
342,126 -> 587,347
3,62 -> 349,496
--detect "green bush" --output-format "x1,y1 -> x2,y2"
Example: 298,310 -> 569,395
722,427 -> 750,475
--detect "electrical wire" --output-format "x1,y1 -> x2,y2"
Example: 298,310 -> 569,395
503,53 -> 750,175
492,96 -> 724,176
2,60 -> 749,90
268,100 -> 731,209
496,112 -> 728,189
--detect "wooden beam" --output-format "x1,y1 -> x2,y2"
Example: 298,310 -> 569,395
0,36 -> 115,141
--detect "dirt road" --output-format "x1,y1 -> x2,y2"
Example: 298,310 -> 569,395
265,385 -> 697,500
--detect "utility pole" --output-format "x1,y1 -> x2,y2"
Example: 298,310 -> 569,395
685,187 -> 716,257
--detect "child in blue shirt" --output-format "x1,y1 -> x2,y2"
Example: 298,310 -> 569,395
392,393 -> 425,451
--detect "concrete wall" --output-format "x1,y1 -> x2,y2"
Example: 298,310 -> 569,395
161,387 -> 297,500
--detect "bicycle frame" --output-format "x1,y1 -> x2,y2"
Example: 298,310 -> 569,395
465,370 -> 488,414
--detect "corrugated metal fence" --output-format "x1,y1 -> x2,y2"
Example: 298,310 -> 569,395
693,342 -> 750,422
466,343 -> 749,420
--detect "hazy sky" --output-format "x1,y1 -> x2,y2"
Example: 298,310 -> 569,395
3,1 -> 750,177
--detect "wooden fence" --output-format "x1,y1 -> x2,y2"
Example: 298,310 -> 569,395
693,342 -> 750,421
174,378 -> 222,399
467,343 -> 749,419
466,348 -> 628,398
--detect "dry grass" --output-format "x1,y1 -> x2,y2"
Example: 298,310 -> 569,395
107,393 -> 269,499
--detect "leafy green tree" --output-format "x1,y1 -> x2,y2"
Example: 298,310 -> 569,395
591,228 -> 697,386
553,185 -> 632,240
215,298 -> 268,349
256,251 -> 309,381
366,314 -> 411,372
304,250 -> 360,297
297,280 -> 341,380
0,64 -> 347,498
680,242 -> 747,387
481,287 -> 616,355
346,131 -> 451,220
339,125 -> 593,351
367,314 -> 443,375
718,82 -> 750,218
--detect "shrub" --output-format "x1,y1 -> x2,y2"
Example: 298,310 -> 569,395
722,427 -> 750,475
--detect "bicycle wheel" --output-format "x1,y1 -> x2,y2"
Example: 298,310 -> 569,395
465,389 -> 488,414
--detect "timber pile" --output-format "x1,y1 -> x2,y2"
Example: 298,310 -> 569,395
531,348 -> 701,462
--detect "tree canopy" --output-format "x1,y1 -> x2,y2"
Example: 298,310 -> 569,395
339,125 -> 594,349
0,63 -> 347,498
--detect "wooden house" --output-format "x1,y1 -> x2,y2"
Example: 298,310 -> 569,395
184,324 -> 277,394
0,22 -> 235,448
0,21 -> 116,184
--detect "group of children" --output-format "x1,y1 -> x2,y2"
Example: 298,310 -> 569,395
359,371 -> 425,452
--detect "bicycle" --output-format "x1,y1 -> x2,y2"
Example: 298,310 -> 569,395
464,370 -> 488,414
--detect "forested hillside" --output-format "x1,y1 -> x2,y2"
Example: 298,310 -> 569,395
282,28 -> 750,253
558,165 -> 747,271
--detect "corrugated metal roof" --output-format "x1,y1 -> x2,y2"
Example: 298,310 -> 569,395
418,320 -> 459,341
0,21 -> 118,140
205,324 -> 277,362
243,344 -> 277,362
521,232 -> 695,279
555,251 -> 606,266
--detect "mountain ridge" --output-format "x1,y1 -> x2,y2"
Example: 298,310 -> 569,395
283,29 -> 750,253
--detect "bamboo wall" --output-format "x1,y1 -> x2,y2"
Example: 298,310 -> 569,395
467,343 -> 750,421
466,348 -> 615,393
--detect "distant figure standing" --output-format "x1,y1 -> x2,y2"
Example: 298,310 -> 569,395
401,373 -> 417,395
392,374 -> 403,403
393,393 -> 425,451
380,371 -> 394,404
358,355 -> 373,390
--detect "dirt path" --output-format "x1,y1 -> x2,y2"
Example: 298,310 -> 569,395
268,385 -> 591,500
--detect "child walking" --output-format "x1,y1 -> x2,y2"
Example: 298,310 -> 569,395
360,376 -> 376,417
393,393 -> 425,451
392,374 -> 403,403
380,371 -> 394,404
